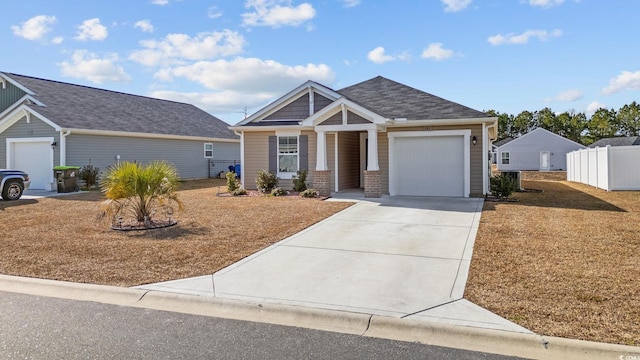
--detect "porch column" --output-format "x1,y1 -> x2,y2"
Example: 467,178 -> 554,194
313,130 -> 331,196
364,129 -> 381,198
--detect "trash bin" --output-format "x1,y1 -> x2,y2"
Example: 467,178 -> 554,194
53,166 -> 80,193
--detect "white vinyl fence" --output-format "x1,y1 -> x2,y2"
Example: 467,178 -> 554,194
567,145 -> 640,191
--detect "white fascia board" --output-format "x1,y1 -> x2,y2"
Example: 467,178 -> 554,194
0,73 -> 36,95
62,128 -> 240,143
0,105 -> 61,134
390,116 -> 498,127
0,95 -> 40,119
302,98 -> 386,126
229,125 -> 313,132
236,80 -> 341,126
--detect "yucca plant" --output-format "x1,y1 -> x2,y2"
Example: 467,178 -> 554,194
99,161 -> 183,229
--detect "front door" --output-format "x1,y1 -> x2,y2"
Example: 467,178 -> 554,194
540,151 -> 550,171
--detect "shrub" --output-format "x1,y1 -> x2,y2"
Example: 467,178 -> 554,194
292,170 -> 307,192
256,169 -> 278,193
226,171 -> 240,192
79,164 -> 100,189
271,187 -> 287,196
490,173 -> 517,199
300,188 -> 319,198
232,188 -> 247,196
99,160 -> 183,227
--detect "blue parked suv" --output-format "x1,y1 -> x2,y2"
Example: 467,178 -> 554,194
0,169 -> 31,200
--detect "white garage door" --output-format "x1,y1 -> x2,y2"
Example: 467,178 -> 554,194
10,141 -> 53,190
391,135 -> 465,197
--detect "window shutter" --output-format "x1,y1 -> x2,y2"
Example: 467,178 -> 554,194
299,135 -> 308,171
269,136 -> 277,173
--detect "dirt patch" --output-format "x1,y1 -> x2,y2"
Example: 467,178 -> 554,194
0,179 -> 351,287
521,171 -> 567,181
466,180 -> 640,346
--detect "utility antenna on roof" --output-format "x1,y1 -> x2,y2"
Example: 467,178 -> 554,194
238,106 -> 249,119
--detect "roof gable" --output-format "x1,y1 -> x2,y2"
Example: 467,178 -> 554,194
497,128 -> 585,149
1,73 -> 237,140
337,76 -> 490,120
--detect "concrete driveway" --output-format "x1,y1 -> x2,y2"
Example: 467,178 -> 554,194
138,195 -> 530,333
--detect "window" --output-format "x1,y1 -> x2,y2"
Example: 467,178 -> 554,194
278,136 -> 298,173
501,152 -> 510,165
204,143 -> 213,158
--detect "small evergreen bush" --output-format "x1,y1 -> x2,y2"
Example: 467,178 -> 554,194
490,173 -> 517,199
292,170 -> 307,192
226,171 -> 240,192
300,188 -> 319,198
79,164 -> 100,189
271,187 -> 287,196
256,169 -> 278,193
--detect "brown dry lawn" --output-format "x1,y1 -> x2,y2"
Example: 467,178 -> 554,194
0,179 -> 351,287
465,180 -> 640,347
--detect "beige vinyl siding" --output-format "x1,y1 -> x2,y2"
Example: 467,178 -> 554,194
242,131 -> 272,189
338,132 -> 360,190
385,124 -> 484,196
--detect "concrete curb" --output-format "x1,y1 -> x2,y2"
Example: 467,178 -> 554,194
1,274 -> 639,359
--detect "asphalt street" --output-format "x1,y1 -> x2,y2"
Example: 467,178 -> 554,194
0,291 -> 526,359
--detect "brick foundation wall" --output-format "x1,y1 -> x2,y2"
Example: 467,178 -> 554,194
363,170 -> 382,198
312,170 -> 332,197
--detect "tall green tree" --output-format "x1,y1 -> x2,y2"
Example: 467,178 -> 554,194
617,101 -> 640,136
587,108 -> 618,144
556,110 -> 587,144
485,109 -> 513,140
512,110 -> 534,137
535,107 -> 561,134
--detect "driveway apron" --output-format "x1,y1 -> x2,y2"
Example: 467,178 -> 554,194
137,196 -> 531,333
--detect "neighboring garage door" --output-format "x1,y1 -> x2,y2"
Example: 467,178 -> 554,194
9,139 -> 53,190
390,133 -> 467,197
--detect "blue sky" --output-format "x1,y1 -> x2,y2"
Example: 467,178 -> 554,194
3,0 -> 640,124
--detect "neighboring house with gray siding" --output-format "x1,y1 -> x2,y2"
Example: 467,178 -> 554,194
230,76 -> 498,198
0,72 -> 239,190
495,127 -> 585,171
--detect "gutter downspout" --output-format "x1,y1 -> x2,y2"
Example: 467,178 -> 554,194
234,130 -> 244,189
484,122 -> 498,195
60,129 -> 71,166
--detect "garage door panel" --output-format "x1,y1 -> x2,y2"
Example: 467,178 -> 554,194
392,135 -> 464,197
12,141 -> 52,190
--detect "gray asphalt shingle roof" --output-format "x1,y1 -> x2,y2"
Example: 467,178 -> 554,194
6,73 -> 237,140
337,76 -> 490,120
589,136 -> 640,147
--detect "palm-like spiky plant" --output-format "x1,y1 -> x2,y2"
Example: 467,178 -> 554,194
99,161 -> 183,228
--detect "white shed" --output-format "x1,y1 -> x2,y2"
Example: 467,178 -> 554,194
496,128 -> 585,171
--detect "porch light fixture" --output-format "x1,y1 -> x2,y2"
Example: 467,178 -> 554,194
472,136 -> 477,146
51,141 -> 57,148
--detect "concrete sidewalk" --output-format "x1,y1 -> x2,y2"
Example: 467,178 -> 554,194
137,195 -> 529,333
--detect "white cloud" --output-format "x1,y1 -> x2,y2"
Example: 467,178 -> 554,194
208,6 -> 223,18
150,90 -> 274,117
52,36 -> 64,44
602,70 -> 640,95
11,15 -> 57,41
134,20 -> 154,33
151,0 -> 169,5
441,0 -> 472,12
59,50 -> 131,84
528,0 -> 564,8
155,57 -> 334,93
421,43 -> 454,61
586,101 -> 606,117
341,0 -> 361,7
488,29 -> 562,45
242,0 -> 316,27
75,18 -> 108,41
367,47 -> 395,64
129,30 -> 245,67
545,89 -> 584,102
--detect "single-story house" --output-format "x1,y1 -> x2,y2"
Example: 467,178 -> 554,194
490,137 -> 513,164
0,72 -> 240,190
229,76 -> 498,198
495,127 -> 585,172
589,136 -> 640,148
